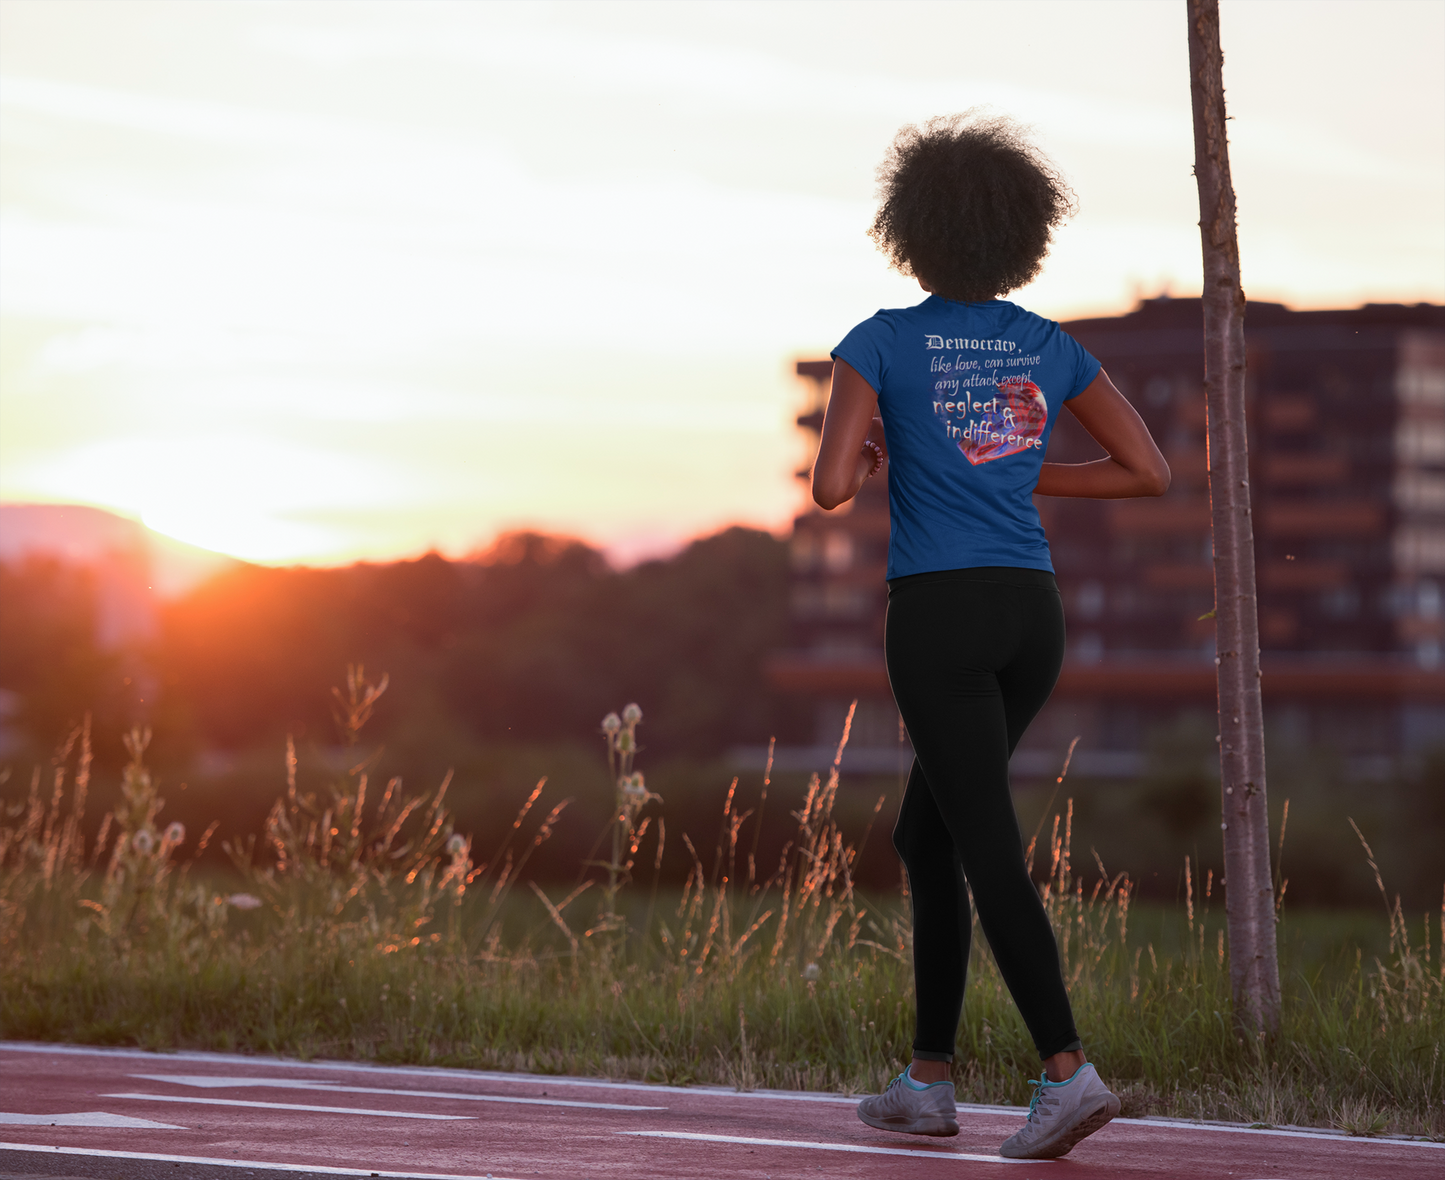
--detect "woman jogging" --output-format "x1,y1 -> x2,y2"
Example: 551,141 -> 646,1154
812,115 -> 1170,1161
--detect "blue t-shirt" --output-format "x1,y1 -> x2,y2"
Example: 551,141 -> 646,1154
832,295 -> 1100,579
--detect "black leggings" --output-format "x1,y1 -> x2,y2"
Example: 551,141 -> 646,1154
885,566 -> 1081,1062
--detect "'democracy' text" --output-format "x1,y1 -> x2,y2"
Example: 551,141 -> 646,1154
925,335 -> 1018,352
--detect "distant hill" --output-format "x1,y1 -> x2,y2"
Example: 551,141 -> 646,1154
0,503 -> 243,646
0,503 -> 241,596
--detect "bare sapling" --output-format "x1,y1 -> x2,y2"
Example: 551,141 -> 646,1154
1186,0 -> 1281,1034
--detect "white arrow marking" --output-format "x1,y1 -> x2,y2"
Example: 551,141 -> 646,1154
132,1074 -> 662,1111
0,1111 -> 184,1129
101,1093 -> 472,1120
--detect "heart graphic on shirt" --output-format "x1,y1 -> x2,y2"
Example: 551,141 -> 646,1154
957,377 -> 1048,465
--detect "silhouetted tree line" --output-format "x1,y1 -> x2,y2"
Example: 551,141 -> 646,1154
2,527 -> 804,765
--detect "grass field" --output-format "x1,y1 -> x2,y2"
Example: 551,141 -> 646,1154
3,685 -> 1441,1140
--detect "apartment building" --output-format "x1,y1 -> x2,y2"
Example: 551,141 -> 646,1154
766,299 -> 1445,778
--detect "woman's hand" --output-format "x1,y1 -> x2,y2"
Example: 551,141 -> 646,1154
812,359 -> 885,510
1034,369 -> 1170,499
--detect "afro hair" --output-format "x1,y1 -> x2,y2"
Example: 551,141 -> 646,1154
868,113 -> 1076,302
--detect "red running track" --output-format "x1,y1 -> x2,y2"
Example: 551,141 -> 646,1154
1,1042 -> 1439,1179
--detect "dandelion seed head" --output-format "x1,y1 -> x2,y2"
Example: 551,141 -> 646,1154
446,834 -> 467,856
131,829 -> 155,855
164,822 -> 186,845
601,713 -> 621,734
622,703 -> 642,725
801,962 -> 820,981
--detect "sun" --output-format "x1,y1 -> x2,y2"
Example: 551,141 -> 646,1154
22,433 -> 398,564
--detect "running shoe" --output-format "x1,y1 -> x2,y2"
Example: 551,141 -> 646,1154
999,1062 -> 1120,1159
856,1068 -> 959,1137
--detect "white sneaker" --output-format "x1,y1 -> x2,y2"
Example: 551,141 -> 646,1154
856,1068 -> 959,1137
999,1062 -> 1120,1159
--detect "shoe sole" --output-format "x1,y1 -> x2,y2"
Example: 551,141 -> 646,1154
857,1110 -> 960,1137
1000,1094 -> 1121,1159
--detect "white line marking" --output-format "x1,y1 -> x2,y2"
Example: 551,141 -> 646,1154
0,1112 -> 184,1129
618,1130 -> 1036,1164
100,1093 -> 473,1120
1114,1117 -> 1445,1148
0,1142 -> 520,1179
133,1074 -> 664,1111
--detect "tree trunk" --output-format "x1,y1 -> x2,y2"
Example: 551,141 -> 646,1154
1186,0 -> 1281,1036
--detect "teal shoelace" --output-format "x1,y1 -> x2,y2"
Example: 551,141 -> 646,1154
1026,1072 -> 1055,1119
893,1070 -> 941,1091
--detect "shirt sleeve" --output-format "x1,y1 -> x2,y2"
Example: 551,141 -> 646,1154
831,311 -> 896,396
1061,330 -> 1102,400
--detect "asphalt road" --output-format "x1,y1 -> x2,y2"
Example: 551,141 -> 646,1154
2,1042 -> 1440,1179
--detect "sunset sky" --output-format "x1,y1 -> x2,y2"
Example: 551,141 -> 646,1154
2,0 -> 1442,566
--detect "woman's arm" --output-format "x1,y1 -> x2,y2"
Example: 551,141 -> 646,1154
812,359 -> 887,510
1035,369 -> 1171,498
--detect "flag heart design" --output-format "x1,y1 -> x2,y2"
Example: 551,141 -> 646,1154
957,377 -> 1048,465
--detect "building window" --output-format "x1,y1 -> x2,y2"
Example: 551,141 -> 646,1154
1075,580 -> 1105,620
824,531 -> 853,573
1320,585 -> 1361,619
823,585 -> 870,618
1419,580 -> 1442,619
791,532 -> 818,572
